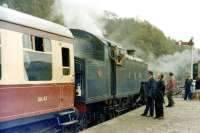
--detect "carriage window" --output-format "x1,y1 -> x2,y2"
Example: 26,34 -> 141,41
35,36 -> 44,52
134,73 -> 137,80
23,34 -> 32,49
139,72 -> 142,79
23,34 -> 52,81
23,34 -> 52,52
62,48 -> 70,75
44,39 -> 52,52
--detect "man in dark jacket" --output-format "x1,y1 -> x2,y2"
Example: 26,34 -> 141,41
139,82 -> 147,105
184,77 -> 192,100
141,71 -> 157,117
195,77 -> 200,90
155,74 -> 165,119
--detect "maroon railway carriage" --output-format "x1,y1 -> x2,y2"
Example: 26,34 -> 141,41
0,6 -> 76,132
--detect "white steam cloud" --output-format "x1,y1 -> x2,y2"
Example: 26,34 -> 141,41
113,32 -> 200,82
52,0 -> 105,36
52,0 -> 200,84
148,48 -> 200,81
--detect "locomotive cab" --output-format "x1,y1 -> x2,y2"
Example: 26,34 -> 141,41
71,29 -> 112,105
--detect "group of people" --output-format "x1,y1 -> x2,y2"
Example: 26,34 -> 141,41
141,71 -> 176,119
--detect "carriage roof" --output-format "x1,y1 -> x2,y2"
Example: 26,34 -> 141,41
0,6 -> 73,38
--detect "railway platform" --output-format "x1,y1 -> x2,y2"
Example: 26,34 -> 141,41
80,98 -> 200,133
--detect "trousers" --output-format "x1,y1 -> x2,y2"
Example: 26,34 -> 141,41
184,89 -> 192,100
155,98 -> 164,117
167,91 -> 174,106
144,96 -> 154,116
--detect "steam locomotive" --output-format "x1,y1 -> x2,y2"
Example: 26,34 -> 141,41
72,29 -> 148,128
0,7 -> 147,132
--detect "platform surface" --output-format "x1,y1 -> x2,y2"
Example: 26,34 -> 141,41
80,98 -> 200,133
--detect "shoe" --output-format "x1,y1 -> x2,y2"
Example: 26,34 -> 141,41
147,115 -> 154,117
154,116 -> 159,119
141,113 -> 147,116
158,116 -> 164,119
166,105 -> 172,107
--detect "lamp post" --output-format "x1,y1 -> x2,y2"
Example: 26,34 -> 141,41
191,44 -> 194,79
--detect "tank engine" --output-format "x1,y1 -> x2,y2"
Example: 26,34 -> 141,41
71,29 -> 148,128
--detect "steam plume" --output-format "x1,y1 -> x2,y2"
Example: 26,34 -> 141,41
52,0 -> 105,36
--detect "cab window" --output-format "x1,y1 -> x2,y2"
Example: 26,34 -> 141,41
72,30 -> 105,61
23,34 -> 52,81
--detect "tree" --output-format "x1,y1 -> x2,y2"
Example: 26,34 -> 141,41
104,15 -> 186,59
0,0 -> 54,20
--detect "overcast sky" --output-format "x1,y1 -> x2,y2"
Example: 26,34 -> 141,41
70,0 -> 200,48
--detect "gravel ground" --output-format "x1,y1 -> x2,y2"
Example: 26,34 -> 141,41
80,98 -> 200,133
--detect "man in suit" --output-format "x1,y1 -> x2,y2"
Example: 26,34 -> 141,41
141,71 -> 157,117
155,74 -> 165,119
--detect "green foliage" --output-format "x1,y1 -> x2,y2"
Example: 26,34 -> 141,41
104,17 -> 186,59
0,0 -> 54,20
